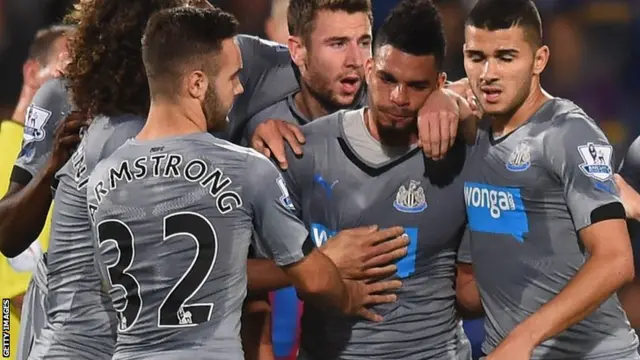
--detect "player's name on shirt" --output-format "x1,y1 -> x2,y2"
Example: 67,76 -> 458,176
88,151 -> 242,222
70,141 -> 89,190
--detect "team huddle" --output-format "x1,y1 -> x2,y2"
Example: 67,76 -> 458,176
2,0 -> 640,359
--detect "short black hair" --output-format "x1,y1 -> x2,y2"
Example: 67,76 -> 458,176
142,6 -> 238,98
466,0 -> 543,47
373,0 -> 445,69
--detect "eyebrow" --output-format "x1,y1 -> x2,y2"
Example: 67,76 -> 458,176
231,67 -> 242,79
464,48 -> 520,56
377,70 -> 430,87
495,49 -> 519,56
324,34 -> 372,44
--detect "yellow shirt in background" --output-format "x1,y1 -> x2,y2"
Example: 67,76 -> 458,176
0,119 -> 52,360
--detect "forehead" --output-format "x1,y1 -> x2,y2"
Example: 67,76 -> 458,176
464,26 -> 529,51
310,10 -> 371,39
375,45 -> 437,80
220,38 -> 241,69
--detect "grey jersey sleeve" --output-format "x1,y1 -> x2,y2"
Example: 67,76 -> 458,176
227,35 -> 297,143
236,35 -> 290,90
245,152 -> 309,266
619,136 -> 640,191
545,113 -> 624,231
11,78 -> 72,184
279,142 -> 317,219
618,136 -> 640,245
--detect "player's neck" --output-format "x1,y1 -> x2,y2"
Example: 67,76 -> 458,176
491,84 -> 552,137
294,83 -> 334,121
137,101 -> 206,141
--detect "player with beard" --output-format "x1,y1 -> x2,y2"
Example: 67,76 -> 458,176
242,1 -> 479,358
246,0 -> 474,168
87,7 -> 400,359
24,1 -> 223,359
0,1 -> 321,357
248,1 -> 479,359
0,1 -> 300,260
241,0 -> 371,147
458,0 -> 638,358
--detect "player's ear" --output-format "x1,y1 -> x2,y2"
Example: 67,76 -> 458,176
364,57 -> 374,83
437,72 -> 447,89
186,70 -> 208,100
288,35 -> 306,69
22,59 -> 40,89
532,45 -> 549,76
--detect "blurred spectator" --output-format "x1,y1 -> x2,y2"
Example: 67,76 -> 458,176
0,0 -> 74,112
12,25 -> 71,124
435,0 -> 466,81
265,0 -> 289,44
0,24 -> 71,360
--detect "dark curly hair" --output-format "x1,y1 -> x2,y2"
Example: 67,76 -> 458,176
64,0 -> 201,117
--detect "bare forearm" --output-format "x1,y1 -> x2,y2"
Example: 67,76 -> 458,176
247,259 -> 292,293
514,254 -> 634,345
619,280 -> 640,328
284,250 -> 350,312
456,282 -> 483,318
241,294 -> 275,360
11,294 -> 25,320
0,170 -> 55,257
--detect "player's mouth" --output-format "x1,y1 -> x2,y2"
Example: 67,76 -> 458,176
383,111 -> 412,122
339,76 -> 361,94
480,86 -> 502,104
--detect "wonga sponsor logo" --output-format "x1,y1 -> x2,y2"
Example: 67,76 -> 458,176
464,182 -> 529,242
310,223 -> 336,247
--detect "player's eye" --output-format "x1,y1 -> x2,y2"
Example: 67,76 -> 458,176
469,54 -> 484,63
379,73 -> 395,84
360,40 -> 371,48
499,55 -> 514,62
330,41 -> 346,49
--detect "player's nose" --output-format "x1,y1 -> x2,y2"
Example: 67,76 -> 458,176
390,85 -> 410,107
480,59 -> 500,83
344,42 -> 365,68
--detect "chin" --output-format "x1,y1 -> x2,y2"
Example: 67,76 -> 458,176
481,104 -> 510,117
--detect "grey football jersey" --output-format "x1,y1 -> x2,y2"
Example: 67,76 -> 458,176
462,98 -> 639,359
241,85 -> 367,146
28,115 -> 145,360
11,77 -> 72,184
619,136 -> 640,244
12,35 -> 296,182
282,109 -> 472,360
87,133 -> 309,359
226,35 -> 298,142
618,135 -> 640,346
17,254 -> 48,360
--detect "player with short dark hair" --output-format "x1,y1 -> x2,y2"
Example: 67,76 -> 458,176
242,0 -> 373,151
87,7 -> 399,360
252,1 -> 478,359
458,0 -> 639,358
0,0 -> 301,263
26,1 -> 206,359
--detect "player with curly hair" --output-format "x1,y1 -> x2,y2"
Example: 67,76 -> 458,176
25,1 -> 197,359
4,0 -> 310,358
